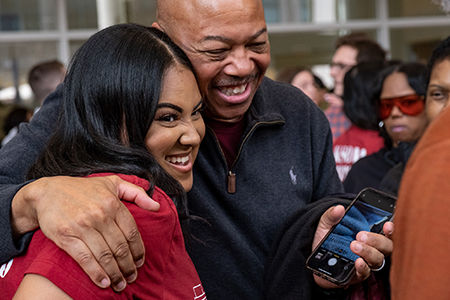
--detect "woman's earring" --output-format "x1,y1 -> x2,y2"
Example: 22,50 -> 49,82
379,121 -> 384,128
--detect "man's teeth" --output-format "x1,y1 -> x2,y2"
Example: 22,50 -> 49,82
220,84 -> 247,96
166,156 -> 189,164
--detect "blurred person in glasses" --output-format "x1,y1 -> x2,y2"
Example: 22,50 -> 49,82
325,33 -> 387,141
391,35 -> 450,300
343,62 -> 429,196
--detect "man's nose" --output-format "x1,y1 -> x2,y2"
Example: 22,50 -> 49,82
223,48 -> 254,78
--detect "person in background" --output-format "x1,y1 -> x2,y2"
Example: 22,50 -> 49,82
1,23 -> 205,299
343,62 -> 429,195
391,35 -> 450,300
313,74 -> 329,110
333,62 -> 386,181
276,66 -> 326,107
0,0 -> 392,298
28,59 -> 66,113
325,32 -> 387,141
1,106 -> 32,147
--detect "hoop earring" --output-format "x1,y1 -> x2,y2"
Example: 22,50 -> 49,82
379,121 -> 384,128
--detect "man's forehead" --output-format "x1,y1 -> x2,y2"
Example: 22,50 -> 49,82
158,0 -> 263,22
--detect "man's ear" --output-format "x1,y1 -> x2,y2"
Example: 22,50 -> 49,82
152,22 -> 163,31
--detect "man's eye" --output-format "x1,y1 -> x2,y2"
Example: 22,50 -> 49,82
207,49 -> 227,55
429,90 -> 445,100
249,42 -> 267,51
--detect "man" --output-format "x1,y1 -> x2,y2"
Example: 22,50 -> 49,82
28,60 -> 66,109
1,60 -> 65,146
325,33 -> 387,141
0,0 -> 392,298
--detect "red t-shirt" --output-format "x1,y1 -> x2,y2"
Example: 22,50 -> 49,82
1,173 -> 206,300
333,125 -> 384,181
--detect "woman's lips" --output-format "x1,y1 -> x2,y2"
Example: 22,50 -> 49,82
390,125 -> 407,133
165,154 -> 193,174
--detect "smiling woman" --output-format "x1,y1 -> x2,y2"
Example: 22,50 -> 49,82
1,23 -> 206,299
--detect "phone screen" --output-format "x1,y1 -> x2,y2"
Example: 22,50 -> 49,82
306,188 -> 396,284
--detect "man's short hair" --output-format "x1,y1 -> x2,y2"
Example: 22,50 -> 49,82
336,32 -> 387,64
28,60 -> 66,102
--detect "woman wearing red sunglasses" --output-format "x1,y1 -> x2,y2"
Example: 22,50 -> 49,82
343,62 -> 429,196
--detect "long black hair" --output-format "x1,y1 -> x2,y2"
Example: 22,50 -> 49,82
27,23 -> 195,237
342,61 -> 387,130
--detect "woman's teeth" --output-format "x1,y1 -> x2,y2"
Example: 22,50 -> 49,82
166,156 -> 189,164
220,84 -> 247,96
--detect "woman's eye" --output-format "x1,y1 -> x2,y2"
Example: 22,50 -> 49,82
192,106 -> 204,119
380,103 -> 390,109
158,114 -> 177,122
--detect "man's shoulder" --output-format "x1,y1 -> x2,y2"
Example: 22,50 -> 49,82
256,77 -> 318,111
259,76 -> 306,97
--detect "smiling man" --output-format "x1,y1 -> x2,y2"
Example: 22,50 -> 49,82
155,0 -> 270,123
0,0 -> 393,299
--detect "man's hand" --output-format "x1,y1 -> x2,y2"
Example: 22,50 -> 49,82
11,175 -> 160,292
312,205 -> 394,289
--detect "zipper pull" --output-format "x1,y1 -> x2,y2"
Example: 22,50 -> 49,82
228,171 -> 236,194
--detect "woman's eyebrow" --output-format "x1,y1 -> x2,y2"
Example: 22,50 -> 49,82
193,99 -> 204,110
156,103 -> 183,113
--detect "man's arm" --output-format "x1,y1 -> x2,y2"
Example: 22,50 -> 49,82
0,86 -> 61,263
0,86 -> 159,291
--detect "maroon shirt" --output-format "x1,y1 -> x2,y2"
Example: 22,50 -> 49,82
205,117 -> 246,169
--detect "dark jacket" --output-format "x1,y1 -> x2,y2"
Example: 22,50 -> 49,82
343,142 -> 416,196
0,85 -> 59,262
186,77 -> 344,299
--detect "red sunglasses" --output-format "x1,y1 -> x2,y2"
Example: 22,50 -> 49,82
379,94 -> 425,120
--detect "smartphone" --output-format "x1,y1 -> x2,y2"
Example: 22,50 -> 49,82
306,187 -> 396,285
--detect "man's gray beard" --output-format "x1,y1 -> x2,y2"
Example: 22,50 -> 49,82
432,0 -> 450,13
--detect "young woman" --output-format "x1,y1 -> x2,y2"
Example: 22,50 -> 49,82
276,66 -> 326,108
343,62 -> 429,195
1,23 -> 206,299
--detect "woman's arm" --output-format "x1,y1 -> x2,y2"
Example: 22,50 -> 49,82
13,274 -> 73,300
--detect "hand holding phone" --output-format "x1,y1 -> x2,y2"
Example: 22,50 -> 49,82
306,188 -> 396,285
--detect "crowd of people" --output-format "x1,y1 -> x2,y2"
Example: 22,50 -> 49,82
0,0 -> 448,299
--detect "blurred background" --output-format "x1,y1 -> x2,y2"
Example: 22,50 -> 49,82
0,0 -> 449,108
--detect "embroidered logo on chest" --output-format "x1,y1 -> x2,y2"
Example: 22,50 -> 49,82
289,166 -> 297,185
